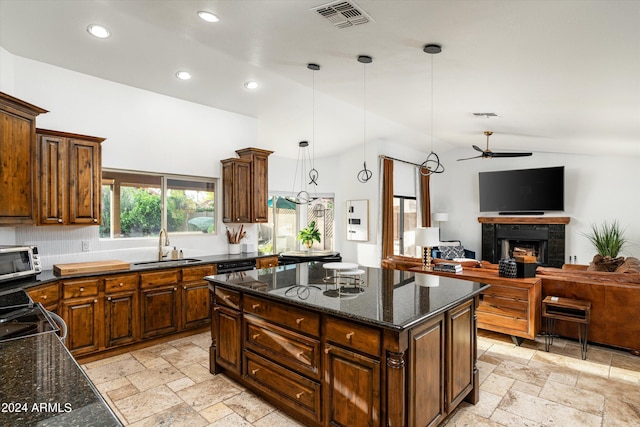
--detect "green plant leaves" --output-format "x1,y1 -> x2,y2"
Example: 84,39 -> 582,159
581,220 -> 626,258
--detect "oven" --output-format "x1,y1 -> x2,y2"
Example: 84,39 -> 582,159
0,289 -> 63,342
216,259 -> 257,273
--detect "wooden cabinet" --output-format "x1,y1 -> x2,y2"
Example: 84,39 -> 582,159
60,278 -> 101,356
181,265 -> 214,329
447,300 -> 475,412
221,147 -> 273,223
255,256 -> 279,269
104,273 -> 139,348
140,269 -> 180,339
214,305 -> 242,374
27,282 -> 60,313
36,129 -> 104,225
0,92 -> 47,225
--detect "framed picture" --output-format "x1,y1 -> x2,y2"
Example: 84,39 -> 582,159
346,199 -> 368,241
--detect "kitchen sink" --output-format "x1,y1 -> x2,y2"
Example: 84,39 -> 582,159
133,258 -> 201,267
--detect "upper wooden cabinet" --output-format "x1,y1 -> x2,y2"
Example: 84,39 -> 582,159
221,147 -> 273,223
0,92 -> 48,225
36,129 -> 105,225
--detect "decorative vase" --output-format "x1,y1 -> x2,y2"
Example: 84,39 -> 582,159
228,243 -> 241,255
304,241 -> 313,249
498,258 -> 517,278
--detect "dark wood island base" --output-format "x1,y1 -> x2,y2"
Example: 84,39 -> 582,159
207,264 -> 486,426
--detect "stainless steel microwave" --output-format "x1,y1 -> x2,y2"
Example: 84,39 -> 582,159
0,246 -> 42,283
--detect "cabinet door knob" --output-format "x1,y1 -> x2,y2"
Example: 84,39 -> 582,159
252,333 -> 260,340
57,219 -> 63,223
295,318 -> 304,325
79,287 -> 84,292
42,295 -> 47,300
222,295 -> 230,300
251,368 -> 260,375
346,332 -> 355,340
296,392 -> 304,399
183,285 -> 187,289
173,287 -> 177,291
119,283 -> 124,287
107,296 -> 112,301
93,299 -> 98,303
296,352 -> 304,358
252,303 -> 260,310
93,219 -> 98,223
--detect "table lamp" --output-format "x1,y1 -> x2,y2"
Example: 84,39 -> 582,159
415,227 -> 440,270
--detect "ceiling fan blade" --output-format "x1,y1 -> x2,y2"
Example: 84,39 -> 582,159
472,145 -> 484,152
490,152 -> 532,158
457,155 -> 483,161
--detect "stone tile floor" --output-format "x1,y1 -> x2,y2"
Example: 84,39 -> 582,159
82,330 -> 640,426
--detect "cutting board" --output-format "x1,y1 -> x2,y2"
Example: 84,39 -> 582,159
54,260 -> 131,276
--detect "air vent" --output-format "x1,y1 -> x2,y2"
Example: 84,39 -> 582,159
312,1 -> 374,28
473,112 -> 498,118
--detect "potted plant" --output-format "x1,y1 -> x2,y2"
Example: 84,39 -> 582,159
297,221 -> 321,249
582,220 -> 627,271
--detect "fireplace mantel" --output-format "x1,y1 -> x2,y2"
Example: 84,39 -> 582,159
478,217 -> 570,225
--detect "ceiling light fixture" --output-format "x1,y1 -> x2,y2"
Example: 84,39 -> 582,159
86,24 -> 110,39
357,55 -> 373,183
197,11 -> 219,23
285,141 -> 315,205
175,71 -> 192,80
244,81 -> 258,90
419,44 -> 445,176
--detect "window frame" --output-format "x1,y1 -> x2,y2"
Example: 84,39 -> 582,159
101,169 -> 217,239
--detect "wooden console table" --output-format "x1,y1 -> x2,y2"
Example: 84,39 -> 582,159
410,266 -> 542,345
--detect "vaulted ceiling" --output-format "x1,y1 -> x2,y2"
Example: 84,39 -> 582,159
1,0 -> 638,159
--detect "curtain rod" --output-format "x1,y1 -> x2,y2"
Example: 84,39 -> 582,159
379,155 -> 423,168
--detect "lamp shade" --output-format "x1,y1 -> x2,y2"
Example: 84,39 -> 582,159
415,227 -> 440,247
432,212 -> 449,222
415,273 -> 440,287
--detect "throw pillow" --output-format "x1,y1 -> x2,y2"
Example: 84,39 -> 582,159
439,245 -> 466,259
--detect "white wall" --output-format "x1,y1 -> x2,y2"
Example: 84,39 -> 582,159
1,49 -> 260,267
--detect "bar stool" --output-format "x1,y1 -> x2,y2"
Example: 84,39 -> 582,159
542,296 -> 591,360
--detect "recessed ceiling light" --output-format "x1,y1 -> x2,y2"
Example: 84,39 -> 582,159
87,24 -> 110,39
244,81 -> 259,90
198,11 -> 219,23
176,71 -> 192,80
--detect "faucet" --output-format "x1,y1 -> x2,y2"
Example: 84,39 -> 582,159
158,228 -> 170,260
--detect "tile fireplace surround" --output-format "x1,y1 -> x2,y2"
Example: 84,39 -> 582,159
480,217 -> 570,268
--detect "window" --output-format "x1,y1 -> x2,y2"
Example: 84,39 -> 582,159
100,170 -> 215,239
258,195 -> 334,253
393,196 -> 418,256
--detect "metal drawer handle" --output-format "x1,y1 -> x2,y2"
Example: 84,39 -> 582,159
252,303 -> 260,310
296,317 -> 304,325
223,295 -> 230,300
296,352 -> 304,358
183,285 -> 187,289
93,219 -> 98,223
346,332 -> 355,340
42,295 -> 48,300
79,287 -> 84,292
93,299 -> 98,303
107,297 -> 112,301
296,392 -> 304,399
57,219 -> 63,223
252,333 -> 260,340
119,283 -> 124,287
251,368 -> 260,375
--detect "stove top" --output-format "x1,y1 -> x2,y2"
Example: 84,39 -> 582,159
0,289 -> 57,342
0,288 -> 31,309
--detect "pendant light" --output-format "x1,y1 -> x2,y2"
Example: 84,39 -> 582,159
285,64 -> 321,205
419,44 -> 445,176
357,55 -> 373,183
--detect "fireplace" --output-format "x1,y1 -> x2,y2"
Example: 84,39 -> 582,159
479,217 -> 569,268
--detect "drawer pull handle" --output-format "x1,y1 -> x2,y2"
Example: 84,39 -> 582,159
93,218 -> 98,223
94,299 -> 98,303
346,332 -> 355,340
251,368 -> 260,375
295,317 -> 304,325
223,295 -> 230,300
252,304 -> 260,310
79,287 -> 84,292
119,283 -> 124,287
296,352 -> 304,358
107,297 -> 112,301
42,295 -> 48,300
58,219 -> 63,223
252,333 -> 260,340
183,286 -> 187,289
296,392 -> 304,399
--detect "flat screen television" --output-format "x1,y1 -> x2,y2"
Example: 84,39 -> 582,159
479,166 -> 564,214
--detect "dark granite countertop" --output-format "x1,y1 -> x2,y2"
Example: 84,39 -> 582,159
0,251 -> 279,293
206,262 -> 489,331
0,332 -> 122,426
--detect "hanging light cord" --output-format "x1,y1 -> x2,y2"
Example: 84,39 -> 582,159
358,57 -> 373,183
420,45 -> 445,176
309,68 -> 319,185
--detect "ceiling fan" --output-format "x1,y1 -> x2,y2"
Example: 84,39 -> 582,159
457,131 -> 532,161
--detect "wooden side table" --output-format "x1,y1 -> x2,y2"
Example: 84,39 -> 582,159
542,296 -> 591,360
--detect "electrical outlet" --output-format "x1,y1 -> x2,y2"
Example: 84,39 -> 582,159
82,240 -> 91,251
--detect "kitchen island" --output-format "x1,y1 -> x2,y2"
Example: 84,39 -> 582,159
206,263 -> 488,427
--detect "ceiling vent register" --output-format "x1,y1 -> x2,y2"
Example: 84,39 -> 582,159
312,1 -> 374,28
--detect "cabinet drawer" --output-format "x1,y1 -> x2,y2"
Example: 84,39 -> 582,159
482,285 -> 528,300
215,286 -> 241,310
244,295 -> 320,337
140,270 -> 180,289
28,284 -> 60,306
62,278 -> 100,298
478,296 -> 528,319
326,316 -> 381,357
245,315 -> 321,379
182,265 -> 214,282
245,351 -> 321,422
256,256 -> 279,269
105,273 -> 138,293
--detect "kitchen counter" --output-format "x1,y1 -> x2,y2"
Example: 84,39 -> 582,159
0,331 -> 122,426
